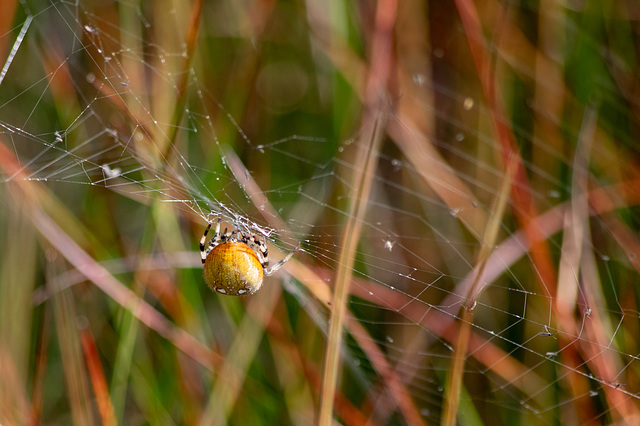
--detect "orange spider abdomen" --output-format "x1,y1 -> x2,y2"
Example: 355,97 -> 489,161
203,241 -> 264,295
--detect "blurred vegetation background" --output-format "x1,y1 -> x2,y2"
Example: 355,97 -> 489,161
2,0 -> 640,425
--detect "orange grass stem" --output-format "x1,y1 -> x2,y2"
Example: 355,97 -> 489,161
79,322 -> 117,426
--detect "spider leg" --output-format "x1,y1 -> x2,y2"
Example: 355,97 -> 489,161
200,222 -> 213,264
200,216 -> 223,264
264,243 -> 300,275
210,234 -> 223,248
246,235 -> 269,268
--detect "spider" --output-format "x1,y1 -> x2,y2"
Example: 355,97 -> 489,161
200,217 -> 298,295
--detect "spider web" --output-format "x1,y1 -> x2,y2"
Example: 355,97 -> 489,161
2,1 -> 640,424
